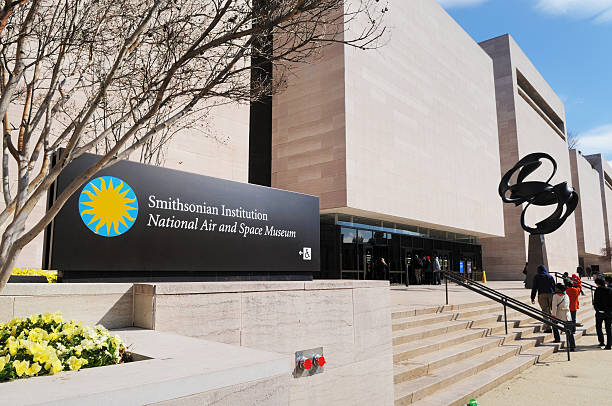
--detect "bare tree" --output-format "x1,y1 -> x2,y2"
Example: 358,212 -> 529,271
602,246 -> 612,262
567,130 -> 580,150
0,0 -> 388,291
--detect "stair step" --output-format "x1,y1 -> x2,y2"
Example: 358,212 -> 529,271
393,336 -> 503,384
408,353 -> 541,406
392,306 -> 442,320
394,346 -> 521,405
393,328 -> 488,363
392,312 -> 457,331
392,320 -> 471,346
404,314 -> 599,406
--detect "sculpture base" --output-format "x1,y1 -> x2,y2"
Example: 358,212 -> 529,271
525,234 -> 549,289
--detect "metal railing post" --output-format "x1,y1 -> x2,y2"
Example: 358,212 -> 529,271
566,325 -> 571,361
503,298 -> 508,335
445,274 -> 449,306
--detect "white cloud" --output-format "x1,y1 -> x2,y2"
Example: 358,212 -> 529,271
437,0 -> 489,8
577,124 -> 612,155
594,7 -> 612,22
608,160 -> 612,167
535,0 -> 612,21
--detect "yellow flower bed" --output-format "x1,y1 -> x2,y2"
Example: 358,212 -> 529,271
0,312 -> 125,382
11,269 -> 58,283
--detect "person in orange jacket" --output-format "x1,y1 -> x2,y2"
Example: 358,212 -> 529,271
571,273 -> 585,296
566,279 -> 580,327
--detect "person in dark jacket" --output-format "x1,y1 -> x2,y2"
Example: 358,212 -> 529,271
593,277 -> 612,349
414,255 -> 423,285
423,256 -> 433,285
576,266 -> 584,279
531,264 -> 556,333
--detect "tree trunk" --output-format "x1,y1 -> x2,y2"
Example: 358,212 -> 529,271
0,220 -> 26,292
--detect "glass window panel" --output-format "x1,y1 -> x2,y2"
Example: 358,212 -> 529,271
341,227 -> 357,244
342,242 -> 357,271
320,214 -> 336,225
358,230 -> 373,244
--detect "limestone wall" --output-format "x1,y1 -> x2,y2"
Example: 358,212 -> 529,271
134,280 -> 394,406
479,34 -> 579,279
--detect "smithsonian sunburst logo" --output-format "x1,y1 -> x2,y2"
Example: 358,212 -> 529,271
78,176 -> 138,237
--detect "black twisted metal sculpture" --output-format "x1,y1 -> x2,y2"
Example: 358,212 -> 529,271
498,153 -> 579,235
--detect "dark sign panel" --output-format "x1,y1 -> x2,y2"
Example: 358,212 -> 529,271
44,154 -> 320,278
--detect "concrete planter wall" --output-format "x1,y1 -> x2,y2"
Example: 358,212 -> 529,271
1,281 -> 394,406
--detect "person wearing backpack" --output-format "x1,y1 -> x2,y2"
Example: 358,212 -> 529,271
552,283 -> 576,351
531,264 -> 556,333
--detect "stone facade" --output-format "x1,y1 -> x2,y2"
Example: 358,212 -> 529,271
272,0 -> 504,239
569,150 -> 608,271
134,280 -> 394,406
479,34 -> 579,280
2,280 -> 394,406
585,154 -> 612,273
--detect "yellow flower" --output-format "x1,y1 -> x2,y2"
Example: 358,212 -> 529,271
67,356 -> 88,371
33,346 -> 54,365
52,312 -> 63,324
111,335 -> 122,348
28,314 -> 39,323
8,337 -> 19,356
28,328 -> 48,343
13,360 -> 29,377
0,354 -> 10,370
49,359 -> 63,375
26,362 -> 42,376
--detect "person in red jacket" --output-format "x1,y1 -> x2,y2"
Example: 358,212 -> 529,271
571,273 -> 585,296
566,280 -> 580,327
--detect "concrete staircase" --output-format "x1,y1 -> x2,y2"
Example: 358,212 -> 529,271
392,294 -> 597,406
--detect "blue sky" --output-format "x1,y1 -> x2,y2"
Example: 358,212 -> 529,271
438,0 -> 612,165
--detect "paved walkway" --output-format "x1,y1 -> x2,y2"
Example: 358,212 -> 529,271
477,332 -> 612,405
391,281 -> 528,313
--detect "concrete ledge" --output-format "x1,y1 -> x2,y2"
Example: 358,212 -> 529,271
135,280 -> 388,295
0,329 -> 291,406
0,283 -> 134,296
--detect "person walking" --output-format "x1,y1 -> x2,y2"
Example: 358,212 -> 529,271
587,266 -> 594,279
531,264 -> 556,333
593,277 -> 612,349
381,258 -> 390,281
565,279 -> 580,327
605,275 -> 612,288
571,273 -> 585,296
423,256 -> 432,285
433,256 -> 442,285
552,283 -> 576,350
414,254 -> 423,285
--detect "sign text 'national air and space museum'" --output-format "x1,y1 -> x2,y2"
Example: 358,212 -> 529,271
43,153 -> 320,280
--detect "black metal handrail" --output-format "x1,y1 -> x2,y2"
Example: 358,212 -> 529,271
443,270 -> 574,360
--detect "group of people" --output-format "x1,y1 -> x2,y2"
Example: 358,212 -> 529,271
530,265 -> 579,350
412,255 -> 442,285
530,264 -> 612,350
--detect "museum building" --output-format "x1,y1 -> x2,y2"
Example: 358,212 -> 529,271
10,0 -> 612,279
